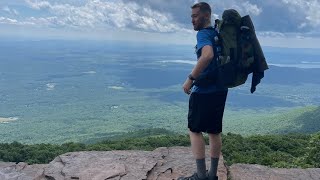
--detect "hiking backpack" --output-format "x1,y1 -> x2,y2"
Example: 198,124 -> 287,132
210,9 -> 268,88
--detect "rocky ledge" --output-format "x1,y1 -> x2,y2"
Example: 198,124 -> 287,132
0,146 -> 319,180
0,146 -> 227,180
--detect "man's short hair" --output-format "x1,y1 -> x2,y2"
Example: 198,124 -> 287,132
191,2 -> 211,15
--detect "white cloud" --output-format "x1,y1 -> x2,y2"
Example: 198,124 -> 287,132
257,31 -> 286,38
209,0 -> 262,17
0,16 -> 34,25
212,13 -> 219,20
0,17 -> 18,24
282,0 -> 320,27
46,83 -> 56,90
243,1 -> 262,16
25,0 -> 51,9
2,6 -> 19,15
22,0 -> 189,33
27,16 -> 59,26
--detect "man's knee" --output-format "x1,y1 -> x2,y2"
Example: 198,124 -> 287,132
189,129 -> 202,135
208,132 -> 221,137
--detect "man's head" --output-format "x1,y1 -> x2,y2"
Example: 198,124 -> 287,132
191,2 -> 211,31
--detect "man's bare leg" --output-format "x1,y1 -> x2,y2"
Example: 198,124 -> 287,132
190,130 -> 206,158
208,133 -> 221,179
208,133 -> 221,157
189,130 -> 207,179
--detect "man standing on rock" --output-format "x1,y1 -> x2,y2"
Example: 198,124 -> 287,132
180,2 -> 228,180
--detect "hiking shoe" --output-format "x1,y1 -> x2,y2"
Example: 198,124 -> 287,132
177,173 -> 208,180
208,176 -> 218,180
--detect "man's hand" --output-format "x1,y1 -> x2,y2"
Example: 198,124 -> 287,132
183,78 -> 193,95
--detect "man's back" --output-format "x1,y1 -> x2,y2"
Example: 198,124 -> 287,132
192,27 -> 227,94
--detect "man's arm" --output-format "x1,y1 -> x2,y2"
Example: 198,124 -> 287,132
190,45 -> 214,79
182,45 -> 214,94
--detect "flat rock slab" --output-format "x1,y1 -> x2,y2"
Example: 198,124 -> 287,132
0,146 -> 227,180
0,162 -> 47,180
230,164 -> 320,180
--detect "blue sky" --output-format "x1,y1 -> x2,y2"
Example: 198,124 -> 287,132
1,0 -> 320,48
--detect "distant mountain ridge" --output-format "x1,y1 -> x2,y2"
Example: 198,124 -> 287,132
224,106 -> 320,135
276,106 -> 320,134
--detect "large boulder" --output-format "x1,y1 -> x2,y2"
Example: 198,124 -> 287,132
229,163 -> 320,180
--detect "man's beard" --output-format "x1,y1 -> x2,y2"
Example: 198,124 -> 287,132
194,18 -> 206,31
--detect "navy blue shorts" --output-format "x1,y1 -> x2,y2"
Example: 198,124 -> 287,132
188,91 -> 228,134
